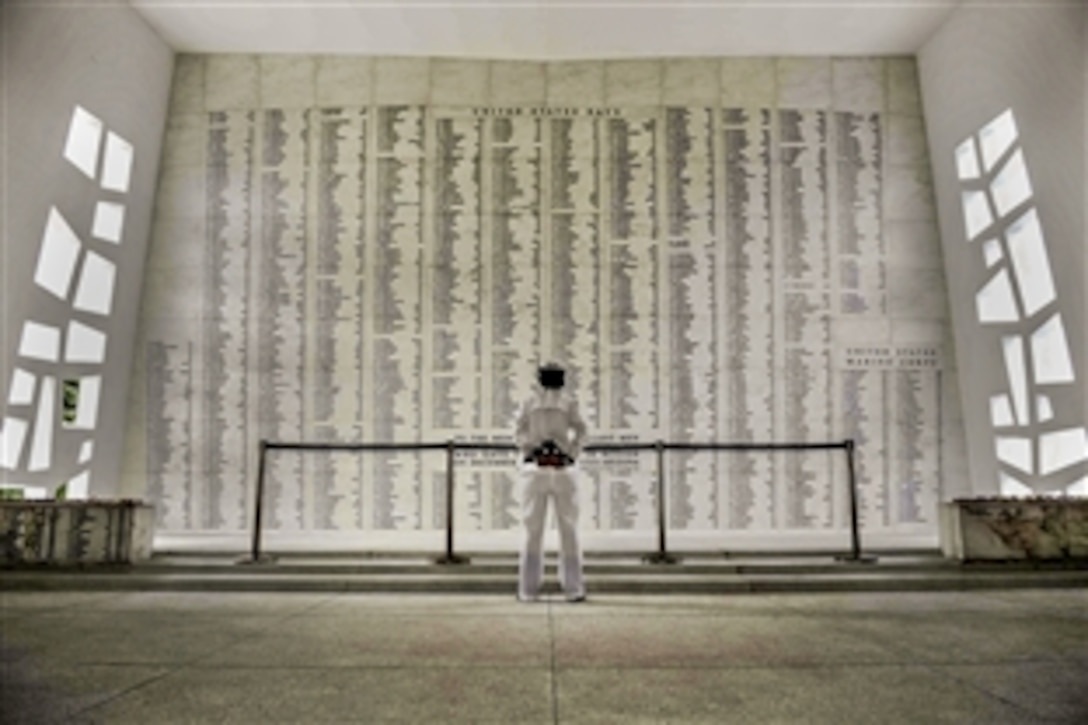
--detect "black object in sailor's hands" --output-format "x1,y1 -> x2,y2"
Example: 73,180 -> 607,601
527,439 -> 574,467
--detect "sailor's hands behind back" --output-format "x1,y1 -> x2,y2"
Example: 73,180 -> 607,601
531,439 -> 574,466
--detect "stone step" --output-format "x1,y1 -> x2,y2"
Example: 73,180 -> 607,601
150,547 -> 943,560
118,557 -> 1088,577
2,558 -> 1086,594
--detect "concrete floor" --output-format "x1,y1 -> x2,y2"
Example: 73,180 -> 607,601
2,589 -> 1086,723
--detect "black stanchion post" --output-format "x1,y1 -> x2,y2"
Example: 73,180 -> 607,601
237,439 -> 276,565
643,440 -> 680,564
836,438 -> 877,564
436,439 -> 469,565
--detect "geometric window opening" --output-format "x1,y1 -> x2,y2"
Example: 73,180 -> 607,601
28,376 -> 56,472
1039,427 -> 1088,477
64,471 -> 91,500
79,440 -> 94,464
990,394 -> 1015,427
979,108 -> 1019,172
955,137 -> 981,181
62,105 -> 104,180
961,190 -> 993,241
25,486 -> 51,501
91,201 -> 125,244
0,417 -> 30,470
72,251 -> 116,316
8,368 -> 36,406
1000,471 -> 1034,497
67,376 -> 101,431
34,207 -> 83,300
0,484 -> 49,501
1001,335 -> 1030,426
101,131 -> 134,193
1030,312 -> 1075,385
1069,478 -> 1088,497
1036,394 -> 1054,423
18,321 -> 61,362
996,436 -> 1033,475
990,148 -> 1033,218
0,486 -> 25,501
976,267 -> 1020,323
62,379 -> 80,426
982,238 -> 1003,267
65,321 -> 107,364
1006,208 -> 1056,317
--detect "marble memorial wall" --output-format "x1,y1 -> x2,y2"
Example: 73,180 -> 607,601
123,57 -> 964,540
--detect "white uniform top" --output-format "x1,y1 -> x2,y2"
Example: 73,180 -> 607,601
515,387 -> 588,460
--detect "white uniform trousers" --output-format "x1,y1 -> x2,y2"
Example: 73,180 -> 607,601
518,464 -> 584,600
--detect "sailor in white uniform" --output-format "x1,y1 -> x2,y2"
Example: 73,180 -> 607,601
515,363 -> 588,603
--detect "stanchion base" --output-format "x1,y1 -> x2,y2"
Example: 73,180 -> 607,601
835,553 -> 879,564
434,554 -> 471,566
641,552 -> 682,565
235,554 -> 278,566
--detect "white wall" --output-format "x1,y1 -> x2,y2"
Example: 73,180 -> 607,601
125,55 -> 961,547
1,4 -> 173,496
918,3 -> 1087,495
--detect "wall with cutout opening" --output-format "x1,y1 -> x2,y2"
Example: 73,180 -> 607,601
0,4 -> 173,499
918,4 -> 1087,495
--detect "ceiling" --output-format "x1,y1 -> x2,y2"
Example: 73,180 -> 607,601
128,0 -> 965,59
